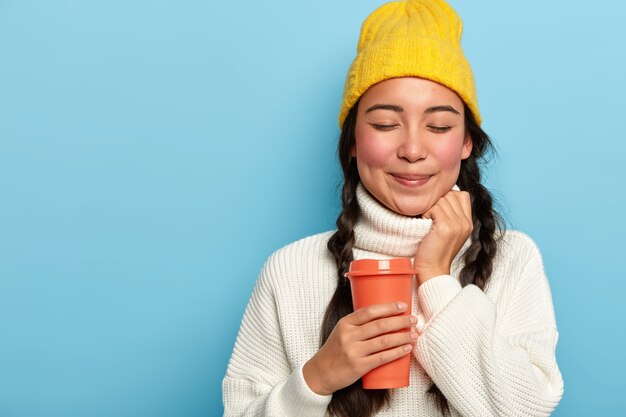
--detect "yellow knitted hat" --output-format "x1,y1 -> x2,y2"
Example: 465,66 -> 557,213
338,0 -> 481,128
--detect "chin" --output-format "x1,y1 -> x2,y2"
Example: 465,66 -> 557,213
393,205 -> 427,218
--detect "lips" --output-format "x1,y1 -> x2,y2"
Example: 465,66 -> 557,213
392,173 -> 431,181
390,173 -> 432,187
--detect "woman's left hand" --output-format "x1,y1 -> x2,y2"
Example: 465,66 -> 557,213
414,190 -> 473,284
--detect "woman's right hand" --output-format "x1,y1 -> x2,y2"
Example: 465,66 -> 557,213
302,301 -> 417,395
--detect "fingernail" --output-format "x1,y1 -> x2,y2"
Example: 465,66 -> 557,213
397,302 -> 407,310
411,331 -> 417,340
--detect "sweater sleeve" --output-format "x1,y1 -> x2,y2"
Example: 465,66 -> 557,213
222,255 -> 332,417
413,237 -> 564,417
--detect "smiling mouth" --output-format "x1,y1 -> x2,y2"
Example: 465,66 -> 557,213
390,173 -> 432,187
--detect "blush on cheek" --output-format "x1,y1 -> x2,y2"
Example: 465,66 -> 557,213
436,137 -> 466,168
355,132 -> 395,167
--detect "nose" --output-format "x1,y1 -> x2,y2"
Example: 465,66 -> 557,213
397,127 -> 427,162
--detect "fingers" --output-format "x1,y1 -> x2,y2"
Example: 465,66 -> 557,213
364,343 -> 414,371
424,190 -> 473,229
359,314 -> 416,341
348,301 -> 408,326
360,328 -> 417,356
317,301 -> 416,394
440,193 -> 465,221
456,191 -> 473,225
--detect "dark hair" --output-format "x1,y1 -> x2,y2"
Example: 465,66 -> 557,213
321,98 -> 507,416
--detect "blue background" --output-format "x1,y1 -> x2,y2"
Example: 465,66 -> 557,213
1,0 -> 624,415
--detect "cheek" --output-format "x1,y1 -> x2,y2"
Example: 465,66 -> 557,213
434,136 -> 466,168
354,131 -> 395,167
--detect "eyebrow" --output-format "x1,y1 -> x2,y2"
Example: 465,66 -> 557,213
365,103 -> 460,115
424,105 -> 460,115
365,103 -> 404,113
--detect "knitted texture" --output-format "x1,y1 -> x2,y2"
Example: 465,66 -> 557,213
223,184 -> 564,416
354,182 -> 461,258
338,0 -> 482,128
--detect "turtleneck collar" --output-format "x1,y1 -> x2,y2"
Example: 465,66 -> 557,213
353,181 -> 472,259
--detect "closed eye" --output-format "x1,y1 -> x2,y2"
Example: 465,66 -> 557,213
370,123 -> 398,131
428,125 -> 451,133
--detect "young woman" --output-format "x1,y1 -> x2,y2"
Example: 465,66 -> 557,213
222,1 -> 564,416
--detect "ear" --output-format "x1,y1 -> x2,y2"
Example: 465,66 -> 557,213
461,131 -> 473,160
350,144 -> 356,158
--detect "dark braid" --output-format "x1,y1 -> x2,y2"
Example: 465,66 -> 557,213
456,119 -> 507,290
323,102 -> 392,416
322,100 -> 505,417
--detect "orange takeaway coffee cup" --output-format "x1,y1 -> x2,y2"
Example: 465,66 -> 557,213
345,258 -> 415,389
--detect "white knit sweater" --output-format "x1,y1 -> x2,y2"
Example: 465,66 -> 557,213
222,183 -> 564,416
